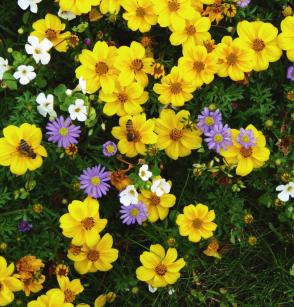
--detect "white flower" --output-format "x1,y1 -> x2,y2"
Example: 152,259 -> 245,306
25,36 -> 53,65
66,89 -> 73,96
151,178 -> 171,196
13,65 -> 36,85
119,185 -> 138,207
36,93 -> 57,118
0,57 -> 9,80
168,288 -> 175,295
17,0 -> 42,13
148,285 -> 157,293
68,99 -> 88,121
58,9 -> 76,21
276,182 -> 294,202
77,77 -> 87,94
139,164 -> 152,181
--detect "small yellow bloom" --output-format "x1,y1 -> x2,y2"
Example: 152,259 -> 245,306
176,203 -> 217,242
151,63 -> 165,79
136,244 -> 185,288
278,16 -> 294,62
65,144 -> 78,157
59,0 -> 100,15
94,294 -> 107,307
31,14 -> 71,52
247,236 -> 257,246
111,113 -> 158,157
0,123 -> 47,175
223,3 -> 236,18
244,214 -> 253,224
203,0 -> 224,24
32,203 -> 43,213
57,276 -> 84,303
155,109 -> 202,160
59,197 -> 107,247
55,264 -> 69,278
203,238 -> 221,259
22,275 -> 45,296
27,289 -> 73,307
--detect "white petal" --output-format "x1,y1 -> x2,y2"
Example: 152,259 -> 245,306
278,191 -> 290,202
18,0 -> 29,10
37,106 -> 47,117
40,53 -> 51,65
276,185 -> 285,192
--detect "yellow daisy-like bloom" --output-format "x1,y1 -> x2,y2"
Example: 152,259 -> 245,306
100,0 -> 121,14
68,234 -> 119,274
178,45 -> 218,87
0,256 -> 23,306
151,63 -> 165,79
153,66 -> 195,106
59,197 -> 107,247
202,0 -> 224,24
136,244 -> 185,288
223,3 -> 236,18
236,20 -> 282,71
55,264 -> 69,278
176,203 -> 217,242
57,276 -> 84,304
99,80 -> 148,116
114,42 -> 154,87
22,275 -> 45,296
152,0 -> 194,29
121,0 -> 157,33
169,12 -> 211,48
155,109 -> 202,160
31,14 -> 71,52
139,189 -> 176,222
215,36 -> 255,81
59,0 -> 100,15
278,16 -> 294,62
219,124 -> 270,177
0,123 -> 47,176
76,41 -> 118,94
111,113 -> 158,157
28,289 -> 74,307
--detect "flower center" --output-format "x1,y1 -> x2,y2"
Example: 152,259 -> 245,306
87,250 -> 100,262
64,289 -> 75,303
240,146 -> 253,158
155,263 -> 167,276
170,128 -> 184,141
185,25 -> 196,35
81,217 -> 95,230
34,48 -> 41,54
45,29 -> 57,40
117,93 -> 128,103
241,135 -> 250,143
75,107 -> 81,113
91,176 -> 101,186
204,116 -> 214,126
214,134 -> 223,143
252,39 -> 265,52
95,61 -> 109,75
22,70 -> 27,75
286,186 -> 293,192
130,208 -> 139,217
59,127 -> 68,136
57,268 -> 68,277
106,144 -> 115,153
69,245 -> 82,256
192,218 -> 203,229
168,0 -> 180,11
136,7 -> 145,17
131,59 -> 144,72
153,64 -> 164,75
227,53 -> 238,65
150,193 -> 161,206
193,61 -> 205,72
170,82 -> 182,94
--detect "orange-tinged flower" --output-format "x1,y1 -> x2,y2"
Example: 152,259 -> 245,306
203,238 -> 221,259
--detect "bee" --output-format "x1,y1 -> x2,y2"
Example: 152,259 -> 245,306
126,119 -> 136,141
19,139 -> 36,159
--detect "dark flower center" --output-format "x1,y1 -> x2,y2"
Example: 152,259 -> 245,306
117,93 -> 128,103
170,128 -> 184,141
227,53 -> 238,65
70,245 -> 82,256
150,193 -> 161,206
64,289 -> 75,303
240,146 -> 253,158
252,39 -> 265,52
170,82 -> 182,94
131,59 -> 144,72
185,25 -> 196,35
45,29 -> 57,40
193,61 -> 205,72
192,218 -> 203,229
168,0 -> 180,11
81,217 -> 95,230
87,250 -> 100,262
136,7 -> 145,17
155,263 -> 167,276
95,62 -> 109,75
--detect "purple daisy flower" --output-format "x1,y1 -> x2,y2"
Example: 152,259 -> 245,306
120,202 -> 149,225
102,141 -> 117,157
204,124 -> 233,153
46,116 -> 81,148
287,65 -> 294,81
18,220 -> 32,232
237,0 -> 251,8
197,107 -> 222,134
79,165 -> 111,199
236,128 -> 257,149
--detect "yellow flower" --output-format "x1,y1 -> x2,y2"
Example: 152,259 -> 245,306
16,256 -> 44,280
203,238 -> 221,259
203,0 -> 224,24
215,36 -> 255,81
176,203 -> 217,242
111,113 -> 158,157
220,124 -> 270,177
236,20 -> 282,71
121,0 -> 157,32
22,275 -> 45,296
178,45 -> 218,87
76,41 -> 118,94
59,0 -> 100,15
0,256 -> 23,306
59,197 -> 107,247
27,289 -> 74,307
151,63 -> 165,79
248,236 -> 257,246
100,0 -> 121,14
153,66 -> 195,106
68,234 -> 119,274
223,3 -> 236,18
139,189 -> 176,222
278,16 -> 294,62
55,264 -> 69,278
244,214 -> 253,224
0,124 -> 47,176
155,109 -> 202,160
170,12 -> 211,48
57,276 -> 84,303
136,244 -> 185,288
94,294 -> 107,307
152,0 -> 194,29
31,14 -> 71,52
99,80 -> 148,116
114,41 -> 154,87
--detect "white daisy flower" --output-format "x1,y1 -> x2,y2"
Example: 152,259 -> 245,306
276,182 -> 294,202
151,178 -> 171,197
13,65 -> 36,85
17,0 -> 42,13
0,57 -> 9,80
68,99 -> 88,122
25,36 -> 53,65
36,93 -> 57,118
119,185 -> 138,207
139,164 -> 152,181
